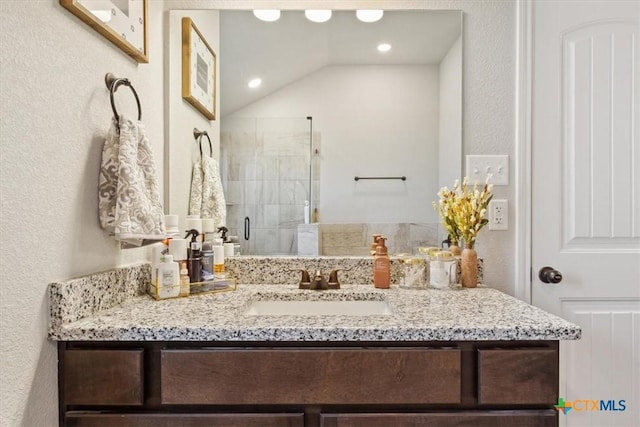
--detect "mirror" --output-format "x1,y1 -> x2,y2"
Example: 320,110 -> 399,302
168,9 -> 462,256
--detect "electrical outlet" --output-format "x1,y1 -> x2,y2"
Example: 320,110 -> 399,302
489,199 -> 508,230
466,155 -> 509,185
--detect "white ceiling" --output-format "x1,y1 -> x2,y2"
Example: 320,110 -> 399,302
220,10 -> 462,117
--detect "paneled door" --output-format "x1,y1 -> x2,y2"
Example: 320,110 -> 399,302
531,1 -> 639,426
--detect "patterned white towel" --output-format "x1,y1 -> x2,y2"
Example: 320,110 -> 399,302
98,116 -> 165,246
189,155 -> 227,229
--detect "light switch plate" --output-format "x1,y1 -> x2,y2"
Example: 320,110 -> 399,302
465,155 -> 509,185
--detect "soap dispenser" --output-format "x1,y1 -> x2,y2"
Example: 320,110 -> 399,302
185,229 -> 202,283
370,234 -> 382,256
373,237 -> 390,289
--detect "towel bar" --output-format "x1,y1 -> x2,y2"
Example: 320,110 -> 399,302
354,176 -> 407,181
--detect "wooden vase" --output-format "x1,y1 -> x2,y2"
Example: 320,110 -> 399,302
461,248 -> 478,288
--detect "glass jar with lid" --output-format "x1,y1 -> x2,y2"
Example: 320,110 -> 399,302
429,251 -> 458,289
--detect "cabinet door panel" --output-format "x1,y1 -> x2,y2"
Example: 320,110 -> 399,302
320,411 -> 557,427
64,349 -> 143,406
477,348 -> 558,405
65,413 -> 304,427
161,348 -> 461,405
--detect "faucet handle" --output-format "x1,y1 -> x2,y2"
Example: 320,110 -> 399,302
327,268 -> 350,289
290,269 -> 311,289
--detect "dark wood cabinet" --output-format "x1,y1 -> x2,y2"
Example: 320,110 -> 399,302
58,341 -> 559,426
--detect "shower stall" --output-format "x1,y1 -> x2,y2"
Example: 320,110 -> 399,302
220,117 -> 318,255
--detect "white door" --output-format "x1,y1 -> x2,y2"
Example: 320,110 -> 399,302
532,1 -> 640,426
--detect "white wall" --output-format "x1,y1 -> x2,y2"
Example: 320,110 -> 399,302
439,35 -> 463,189
0,1 -> 516,425
167,10 -> 220,233
230,64 -> 441,223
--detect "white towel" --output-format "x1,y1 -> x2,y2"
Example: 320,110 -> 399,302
189,155 -> 227,229
99,116 -> 165,246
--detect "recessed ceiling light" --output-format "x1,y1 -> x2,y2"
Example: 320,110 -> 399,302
305,10 -> 332,23
253,9 -> 281,22
248,78 -> 262,89
356,10 -> 384,23
377,43 -> 392,52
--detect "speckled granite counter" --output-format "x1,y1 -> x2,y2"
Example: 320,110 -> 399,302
49,270 -> 580,342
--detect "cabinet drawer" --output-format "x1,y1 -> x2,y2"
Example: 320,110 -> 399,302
161,348 -> 461,405
320,411 -> 557,427
64,349 -> 143,406
477,348 -> 558,405
65,413 -> 304,427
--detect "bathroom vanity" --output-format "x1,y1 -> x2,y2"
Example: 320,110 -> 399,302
49,264 -> 580,427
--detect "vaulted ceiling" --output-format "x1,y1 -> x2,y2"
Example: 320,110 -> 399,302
219,10 -> 462,116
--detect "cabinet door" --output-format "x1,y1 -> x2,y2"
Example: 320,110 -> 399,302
477,348 -> 558,405
63,349 -> 143,406
161,348 -> 461,405
319,411 -> 558,427
65,413 -> 304,427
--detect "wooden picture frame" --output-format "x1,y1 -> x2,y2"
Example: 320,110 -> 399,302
60,0 -> 148,63
182,17 -> 216,121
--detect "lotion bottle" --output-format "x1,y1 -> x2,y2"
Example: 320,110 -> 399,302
156,255 -> 180,299
374,237 -> 391,289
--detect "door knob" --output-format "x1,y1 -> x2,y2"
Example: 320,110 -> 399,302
539,266 -> 563,284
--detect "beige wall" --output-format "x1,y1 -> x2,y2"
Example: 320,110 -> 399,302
0,1 -> 515,425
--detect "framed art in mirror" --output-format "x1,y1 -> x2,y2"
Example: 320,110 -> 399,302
182,17 -> 216,120
60,0 -> 148,63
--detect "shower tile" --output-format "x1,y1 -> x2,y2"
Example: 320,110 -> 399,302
278,228 -> 297,254
255,156 -> 278,180
279,181 -> 296,205
279,205 -> 304,228
279,156 -> 310,180
224,181 -> 242,205
258,180 -> 280,205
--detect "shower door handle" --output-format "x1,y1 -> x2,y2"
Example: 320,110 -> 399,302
244,216 -> 250,240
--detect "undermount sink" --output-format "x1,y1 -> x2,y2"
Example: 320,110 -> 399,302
244,300 -> 393,316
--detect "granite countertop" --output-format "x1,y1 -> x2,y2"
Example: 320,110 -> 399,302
49,282 -> 581,342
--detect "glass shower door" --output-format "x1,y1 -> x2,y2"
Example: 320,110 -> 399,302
220,117 -> 312,255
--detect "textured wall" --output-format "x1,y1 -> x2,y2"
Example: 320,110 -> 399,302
0,1 -> 516,425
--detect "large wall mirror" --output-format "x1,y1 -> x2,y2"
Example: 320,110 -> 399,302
168,9 -> 463,256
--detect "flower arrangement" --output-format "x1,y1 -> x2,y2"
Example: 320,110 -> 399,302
433,176 -> 493,249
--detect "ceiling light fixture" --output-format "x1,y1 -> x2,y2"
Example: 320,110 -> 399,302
253,9 -> 281,22
356,10 -> 384,23
377,43 -> 392,52
305,9 -> 332,23
248,78 -> 262,89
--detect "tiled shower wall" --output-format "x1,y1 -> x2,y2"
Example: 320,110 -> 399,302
298,222 -> 442,256
220,119 -> 319,255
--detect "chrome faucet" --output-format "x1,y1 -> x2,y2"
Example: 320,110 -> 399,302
292,269 -> 345,290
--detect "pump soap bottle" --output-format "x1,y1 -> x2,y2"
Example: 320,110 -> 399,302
185,229 -> 202,283
374,237 -> 391,289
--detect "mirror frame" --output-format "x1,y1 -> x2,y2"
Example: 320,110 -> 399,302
60,0 -> 149,63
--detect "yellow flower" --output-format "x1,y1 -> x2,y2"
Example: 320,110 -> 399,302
433,177 -> 493,249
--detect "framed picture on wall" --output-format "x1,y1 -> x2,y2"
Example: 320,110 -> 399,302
182,17 -> 216,120
60,0 -> 148,63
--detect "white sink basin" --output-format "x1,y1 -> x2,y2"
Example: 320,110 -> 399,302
244,300 -> 393,316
